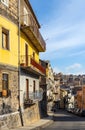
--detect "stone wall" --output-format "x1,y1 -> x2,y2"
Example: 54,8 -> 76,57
0,65 -> 19,113
0,65 -> 20,128
0,112 -> 21,129
0,102 -> 40,129
23,102 -> 40,126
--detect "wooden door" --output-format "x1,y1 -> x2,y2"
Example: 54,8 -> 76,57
26,79 -> 29,99
33,80 -> 36,93
33,80 -> 36,99
25,44 -> 28,66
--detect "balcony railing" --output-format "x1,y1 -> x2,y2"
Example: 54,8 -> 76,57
24,91 -> 43,108
24,91 -> 43,102
20,14 -> 46,52
31,58 -> 46,74
20,55 -> 46,75
29,91 -> 43,101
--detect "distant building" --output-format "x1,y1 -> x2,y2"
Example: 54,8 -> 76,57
76,86 -> 85,110
60,88 -> 67,109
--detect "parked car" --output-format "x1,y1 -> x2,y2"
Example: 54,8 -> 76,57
78,109 -> 85,117
71,108 -> 75,113
67,108 -> 71,113
72,108 -> 78,114
74,108 -> 80,115
67,108 -> 74,113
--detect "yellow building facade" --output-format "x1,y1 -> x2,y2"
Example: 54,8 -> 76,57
19,0 -> 46,111
0,16 -> 18,67
20,32 -> 39,65
0,0 -> 19,106
19,0 -> 46,126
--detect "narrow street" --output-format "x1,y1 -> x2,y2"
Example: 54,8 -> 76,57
42,110 -> 85,130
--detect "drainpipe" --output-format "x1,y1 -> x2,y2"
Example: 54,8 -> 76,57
18,0 -> 24,126
81,78 -> 83,110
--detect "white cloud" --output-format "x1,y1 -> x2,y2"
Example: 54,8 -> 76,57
50,63 -> 85,75
42,22 -> 85,53
40,0 -> 85,56
38,0 -> 85,74
66,63 -> 82,70
69,50 -> 85,57
65,63 -> 84,75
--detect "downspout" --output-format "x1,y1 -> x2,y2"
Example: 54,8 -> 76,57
18,0 -> 24,126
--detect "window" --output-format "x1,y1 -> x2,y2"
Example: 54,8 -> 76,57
1,0 -> 9,7
33,52 -> 35,60
2,28 -> 9,50
2,73 -> 9,97
24,7 -> 28,25
26,79 -> 29,99
2,73 -> 9,90
33,80 -> 36,93
2,73 -> 8,90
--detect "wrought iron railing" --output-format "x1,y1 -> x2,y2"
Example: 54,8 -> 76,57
24,91 -> 43,102
29,91 -> 43,101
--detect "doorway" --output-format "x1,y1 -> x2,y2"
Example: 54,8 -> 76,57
25,44 -> 28,66
26,79 -> 29,99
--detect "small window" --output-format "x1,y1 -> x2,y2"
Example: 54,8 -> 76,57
2,28 -> 9,50
1,0 -> 9,7
2,73 -> 9,90
33,80 -> 36,93
2,73 -> 9,97
33,52 -> 35,60
24,7 -> 28,25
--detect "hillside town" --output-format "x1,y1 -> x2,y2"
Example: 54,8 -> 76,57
0,0 -> 85,129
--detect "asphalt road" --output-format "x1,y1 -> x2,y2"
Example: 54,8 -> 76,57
41,109 -> 85,130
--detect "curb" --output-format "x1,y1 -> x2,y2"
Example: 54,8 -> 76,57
41,120 -> 54,128
2,120 -> 54,130
31,120 -> 54,130
31,113 -> 54,130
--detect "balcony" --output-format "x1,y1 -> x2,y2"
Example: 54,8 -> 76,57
20,55 -> 46,75
29,91 -> 43,101
24,91 -> 43,108
20,14 -> 46,52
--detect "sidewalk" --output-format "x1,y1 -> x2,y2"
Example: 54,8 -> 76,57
2,112 -> 54,130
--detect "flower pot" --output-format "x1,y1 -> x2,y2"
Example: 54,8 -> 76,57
2,90 -> 7,97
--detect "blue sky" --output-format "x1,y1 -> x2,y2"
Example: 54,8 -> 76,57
30,0 -> 85,75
